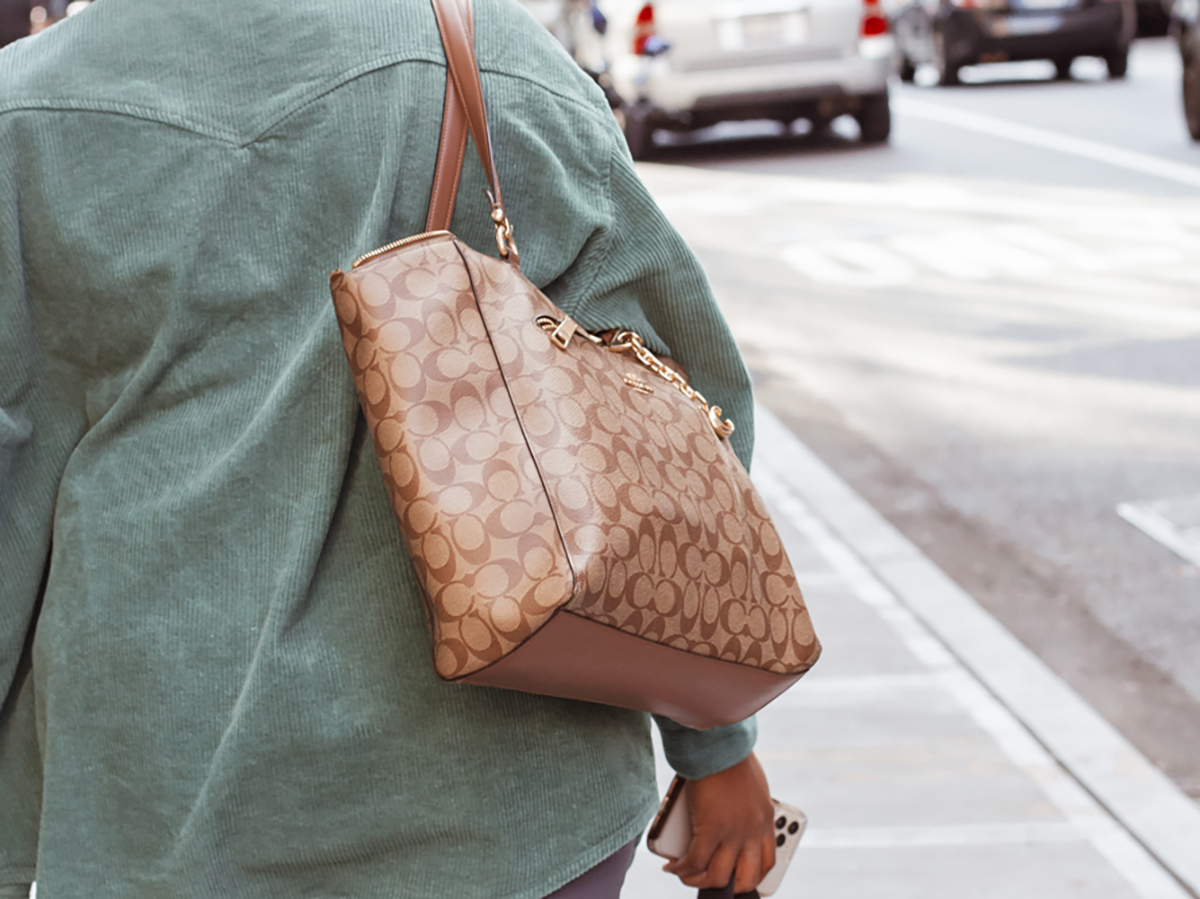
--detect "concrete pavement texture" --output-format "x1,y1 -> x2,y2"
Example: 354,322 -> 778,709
624,406 -> 1200,899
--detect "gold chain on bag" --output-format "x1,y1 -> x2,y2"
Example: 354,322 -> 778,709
536,316 -> 735,439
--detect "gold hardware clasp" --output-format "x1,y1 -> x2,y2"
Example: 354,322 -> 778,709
489,201 -> 519,265
536,316 -> 605,349
708,406 -> 735,439
532,317 -> 735,440
605,330 -> 735,440
550,316 -> 577,350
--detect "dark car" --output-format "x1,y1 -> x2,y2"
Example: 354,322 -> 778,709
891,0 -> 1136,85
1175,0 -> 1200,138
1,0 -> 32,48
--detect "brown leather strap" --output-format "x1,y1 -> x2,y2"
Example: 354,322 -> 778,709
428,0 -> 506,225
425,1 -> 473,232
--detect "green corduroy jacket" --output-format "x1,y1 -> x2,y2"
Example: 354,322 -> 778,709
0,1 -> 758,896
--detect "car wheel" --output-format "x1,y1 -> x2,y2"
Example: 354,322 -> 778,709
622,101 -> 654,161
856,92 -> 891,143
807,114 -> 833,138
934,31 -> 960,86
1053,57 -> 1074,80
1105,45 -> 1129,79
1185,50 -> 1200,141
898,53 -> 918,83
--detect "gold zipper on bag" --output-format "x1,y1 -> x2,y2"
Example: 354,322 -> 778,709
352,230 -> 452,268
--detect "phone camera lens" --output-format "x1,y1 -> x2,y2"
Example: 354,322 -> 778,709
776,834 -> 786,847
775,816 -> 787,829
788,821 -> 800,834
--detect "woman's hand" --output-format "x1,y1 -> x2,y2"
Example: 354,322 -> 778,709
662,753 -> 777,894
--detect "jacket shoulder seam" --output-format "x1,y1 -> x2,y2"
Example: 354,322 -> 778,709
0,98 -> 242,144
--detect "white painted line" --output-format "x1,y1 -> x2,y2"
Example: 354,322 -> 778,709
756,463 -> 1193,899
780,673 -> 942,694
1118,500 -> 1200,567
756,468 -> 1117,822
799,820 -> 1119,849
894,96 -> 1200,190
752,405 -> 1200,898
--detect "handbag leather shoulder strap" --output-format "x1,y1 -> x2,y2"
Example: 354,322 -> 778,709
426,0 -> 517,262
425,0 -> 472,233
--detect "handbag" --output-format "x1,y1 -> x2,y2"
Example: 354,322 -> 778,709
327,0 -> 820,729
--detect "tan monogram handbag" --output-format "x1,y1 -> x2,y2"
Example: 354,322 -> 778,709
327,0 -> 820,729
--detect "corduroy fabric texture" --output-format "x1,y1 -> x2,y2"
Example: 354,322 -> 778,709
0,0 -> 759,896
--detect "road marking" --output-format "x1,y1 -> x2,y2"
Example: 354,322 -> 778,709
752,406 -> 1200,899
778,223 -> 1192,288
1118,495 -> 1200,567
780,239 -> 915,287
780,673 -> 942,694
888,228 -> 1054,281
796,820 -> 1120,849
895,96 -> 1200,190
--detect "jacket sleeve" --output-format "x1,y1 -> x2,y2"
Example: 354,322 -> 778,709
0,177 -> 45,712
0,145 -> 57,884
546,131 -> 760,779
0,136 -> 87,706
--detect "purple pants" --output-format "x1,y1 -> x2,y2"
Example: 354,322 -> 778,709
543,839 -> 639,899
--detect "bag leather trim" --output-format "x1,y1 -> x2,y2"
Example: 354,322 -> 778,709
463,610 -> 802,730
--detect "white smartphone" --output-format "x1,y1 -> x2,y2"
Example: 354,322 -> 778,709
646,775 -> 806,897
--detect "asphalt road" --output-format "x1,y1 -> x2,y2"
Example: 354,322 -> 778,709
635,37 -> 1200,799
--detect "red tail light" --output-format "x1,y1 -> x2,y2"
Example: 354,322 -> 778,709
860,0 -> 889,36
633,3 -> 656,55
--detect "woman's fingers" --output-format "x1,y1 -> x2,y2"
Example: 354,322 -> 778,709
762,827 -> 778,878
664,837 -> 770,893
662,754 -> 780,891
678,842 -> 738,889
662,831 -> 718,880
732,839 -> 765,895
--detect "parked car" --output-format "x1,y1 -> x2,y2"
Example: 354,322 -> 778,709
890,0 -> 1136,85
1,0 -> 32,48
528,0 -> 895,157
1174,0 -> 1200,139
519,1 -> 629,117
1135,0 -> 1172,36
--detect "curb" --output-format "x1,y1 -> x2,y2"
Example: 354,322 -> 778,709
754,403 -> 1200,898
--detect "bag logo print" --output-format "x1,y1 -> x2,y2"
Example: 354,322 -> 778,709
622,373 -> 655,395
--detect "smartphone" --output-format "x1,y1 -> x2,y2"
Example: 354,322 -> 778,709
646,775 -> 806,898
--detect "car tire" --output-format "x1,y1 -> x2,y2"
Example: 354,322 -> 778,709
623,101 -> 654,161
1105,46 -> 1129,79
1185,50 -> 1200,141
856,92 -> 891,143
1053,57 -> 1074,80
898,53 -> 918,83
808,115 -> 833,138
934,31 -> 960,86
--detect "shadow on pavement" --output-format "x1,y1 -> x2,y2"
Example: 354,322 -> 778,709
641,121 -> 889,166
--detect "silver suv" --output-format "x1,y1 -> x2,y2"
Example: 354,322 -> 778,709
522,0 -> 895,156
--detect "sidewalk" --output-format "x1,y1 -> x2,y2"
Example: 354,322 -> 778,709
624,406 -> 1200,899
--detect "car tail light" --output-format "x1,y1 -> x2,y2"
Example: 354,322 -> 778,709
860,0 -> 889,36
949,0 -> 1008,8
633,4 -> 657,55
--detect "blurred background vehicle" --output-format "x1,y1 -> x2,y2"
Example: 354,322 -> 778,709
1175,0 -> 1200,137
889,0 -> 1137,85
520,0 -> 628,117
1,0 -> 32,47
521,0 -> 895,158
1135,0 -> 1173,34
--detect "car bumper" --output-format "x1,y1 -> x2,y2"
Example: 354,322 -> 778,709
940,2 -> 1127,64
612,36 -> 894,121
